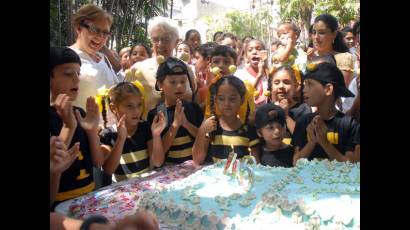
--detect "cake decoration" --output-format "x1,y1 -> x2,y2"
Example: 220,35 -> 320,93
138,159 -> 360,229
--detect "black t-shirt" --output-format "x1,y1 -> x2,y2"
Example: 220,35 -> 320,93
147,101 -> 203,164
99,121 -> 151,181
292,111 -> 360,160
289,102 -> 312,121
49,106 -> 94,202
260,145 -> 294,168
283,102 -> 312,145
206,123 -> 260,163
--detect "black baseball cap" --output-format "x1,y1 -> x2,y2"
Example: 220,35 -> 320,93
50,47 -> 81,76
254,103 -> 286,129
305,62 -> 354,97
155,57 -> 189,91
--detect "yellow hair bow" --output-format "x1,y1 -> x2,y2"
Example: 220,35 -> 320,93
204,68 -> 222,118
291,64 -> 302,84
240,80 -> 255,124
95,85 -> 109,113
124,68 -> 143,82
131,80 -> 146,115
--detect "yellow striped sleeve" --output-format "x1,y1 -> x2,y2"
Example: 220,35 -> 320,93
120,150 -> 149,164
212,135 -> 250,146
248,138 -> 260,147
168,148 -> 193,158
114,168 -> 151,182
55,182 -> 95,201
172,136 -> 193,146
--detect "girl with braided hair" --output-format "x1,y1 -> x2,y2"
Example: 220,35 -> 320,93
99,81 -> 167,183
192,76 -> 259,165
204,45 -> 256,125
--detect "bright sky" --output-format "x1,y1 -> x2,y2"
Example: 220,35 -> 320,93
207,0 -> 251,11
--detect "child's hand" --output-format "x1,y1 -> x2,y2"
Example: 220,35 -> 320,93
306,47 -> 315,60
54,94 -> 77,129
197,72 -> 206,88
259,50 -> 268,62
288,34 -> 297,47
75,97 -> 100,133
172,99 -> 184,128
307,119 -> 317,144
314,117 -> 328,146
276,98 -> 289,114
117,115 -> 127,140
257,57 -> 265,76
151,111 -> 167,136
50,136 -> 79,174
201,116 -> 217,134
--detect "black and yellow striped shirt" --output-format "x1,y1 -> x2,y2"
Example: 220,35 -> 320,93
147,101 -> 204,164
50,106 -> 95,203
206,123 -> 260,163
100,121 -> 151,182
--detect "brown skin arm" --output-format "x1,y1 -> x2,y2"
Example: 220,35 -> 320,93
192,116 -> 216,165
100,45 -> 122,73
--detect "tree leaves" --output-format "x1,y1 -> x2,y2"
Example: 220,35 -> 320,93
50,0 -> 169,50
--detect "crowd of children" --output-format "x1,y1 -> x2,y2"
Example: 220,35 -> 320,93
50,4 -> 360,229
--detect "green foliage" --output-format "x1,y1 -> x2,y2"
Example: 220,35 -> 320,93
314,0 -> 359,26
50,0 -> 168,50
279,0 -> 359,27
204,8 -> 273,43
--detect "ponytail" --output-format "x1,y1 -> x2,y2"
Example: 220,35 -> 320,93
333,31 -> 349,53
101,96 -> 108,128
266,67 -> 275,104
209,83 -> 218,141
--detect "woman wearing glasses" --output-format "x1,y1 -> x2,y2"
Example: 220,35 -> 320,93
69,4 -> 121,189
69,4 -> 121,118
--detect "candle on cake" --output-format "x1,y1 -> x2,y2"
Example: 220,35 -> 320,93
223,145 -> 237,174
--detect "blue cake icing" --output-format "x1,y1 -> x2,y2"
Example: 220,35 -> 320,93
139,159 -> 360,230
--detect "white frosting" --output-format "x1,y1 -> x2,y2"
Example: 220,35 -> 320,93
139,159 -> 360,229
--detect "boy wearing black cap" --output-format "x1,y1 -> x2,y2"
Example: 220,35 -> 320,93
254,104 -> 294,167
292,62 -> 360,164
50,47 -> 106,208
147,57 -> 203,166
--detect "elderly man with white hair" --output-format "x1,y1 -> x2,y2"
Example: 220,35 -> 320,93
126,16 -> 197,119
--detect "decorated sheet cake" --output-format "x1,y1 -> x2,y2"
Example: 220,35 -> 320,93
139,158 -> 360,229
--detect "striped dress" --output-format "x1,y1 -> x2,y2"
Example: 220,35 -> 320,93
206,123 -> 260,163
100,121 -> 151,182
147,101 -> 204,165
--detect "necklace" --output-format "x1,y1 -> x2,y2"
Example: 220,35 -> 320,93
125,124 -> 139,146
